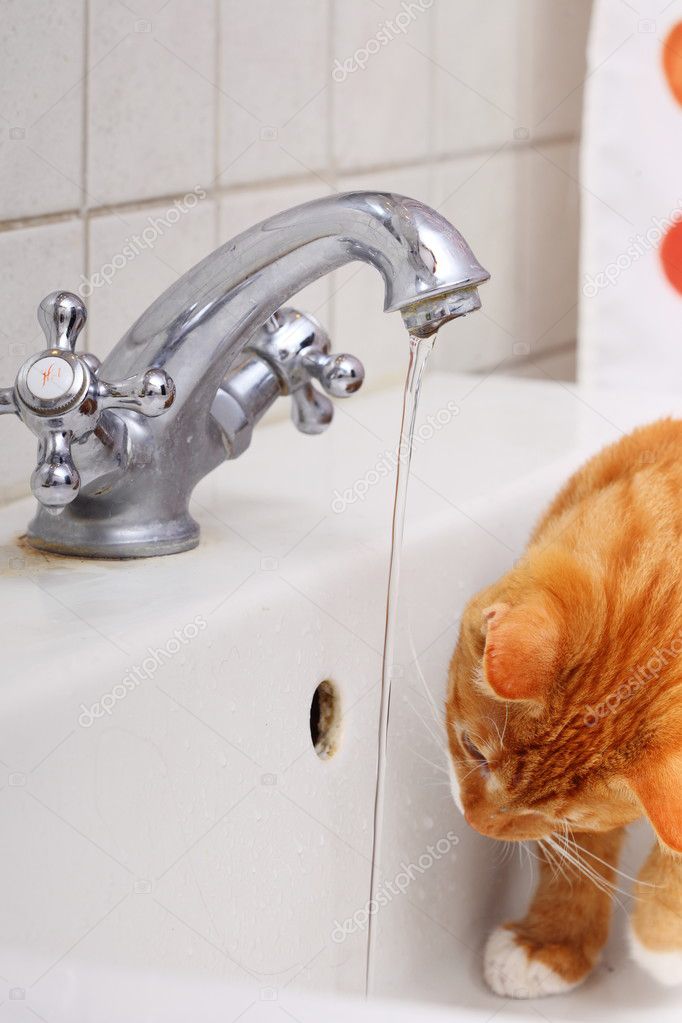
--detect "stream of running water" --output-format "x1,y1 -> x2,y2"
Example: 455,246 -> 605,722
365,331 -> 436,994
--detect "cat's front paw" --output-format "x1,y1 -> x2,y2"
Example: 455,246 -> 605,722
484,925 -> 592,998
629,923 -> 682,986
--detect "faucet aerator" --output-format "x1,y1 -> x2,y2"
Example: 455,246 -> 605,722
400,286 -> 483,339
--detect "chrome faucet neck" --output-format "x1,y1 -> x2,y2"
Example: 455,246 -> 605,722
101,192 -> 487,403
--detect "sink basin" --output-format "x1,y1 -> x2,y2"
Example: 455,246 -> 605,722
1,370 -> 681,1021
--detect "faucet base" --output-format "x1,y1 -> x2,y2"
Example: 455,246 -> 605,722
26,510 -> 200,559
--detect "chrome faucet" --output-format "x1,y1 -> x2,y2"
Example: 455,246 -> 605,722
0,192 -> 489,558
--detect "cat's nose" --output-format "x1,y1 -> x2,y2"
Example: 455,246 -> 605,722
464,805 -> 502,836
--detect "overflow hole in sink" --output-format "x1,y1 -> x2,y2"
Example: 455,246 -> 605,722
310,680 -> 342,760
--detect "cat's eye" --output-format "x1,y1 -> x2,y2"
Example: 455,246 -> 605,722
461,731 -> 489,772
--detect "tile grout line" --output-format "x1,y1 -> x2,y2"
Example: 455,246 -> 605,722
82,0 -> 91,350
327,0 -> 339,338
0,131 -> 580,236
213,0 -> 221,249
428,0 -> 437,186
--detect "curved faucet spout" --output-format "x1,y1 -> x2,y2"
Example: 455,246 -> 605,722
27,192 -> 489,558
101,191 -> 489,407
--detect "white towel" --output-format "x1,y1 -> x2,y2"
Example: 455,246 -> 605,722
580,0 -> 682,389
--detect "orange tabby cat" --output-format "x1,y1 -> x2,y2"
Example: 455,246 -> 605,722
446,418 -> 682,997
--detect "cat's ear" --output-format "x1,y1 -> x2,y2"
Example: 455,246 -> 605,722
628,754 -> 682,853
480,601 -> 560,702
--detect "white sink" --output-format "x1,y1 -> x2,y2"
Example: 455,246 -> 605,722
1,370 -> 681,1021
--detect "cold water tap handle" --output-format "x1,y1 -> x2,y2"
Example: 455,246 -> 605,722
0,291 -> 176,511
247,307 -> 364,436
292,343 -> 364,435
300,349 -> 364,398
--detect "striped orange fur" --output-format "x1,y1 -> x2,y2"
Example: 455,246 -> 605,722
446,419 -> 682,996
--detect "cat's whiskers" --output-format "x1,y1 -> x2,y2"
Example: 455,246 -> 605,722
458,761 -> 487,784
527,848 -> 537,893
546,834 -> 606,889
538,838 -> 572,887
406,695 -> 446,752
466,728 -> 490,756
548,835 -> 606,894
494,840 -> 513,866
407,619 -> 447,735
523,841 -> 546,868
408,745 -> 450,776
499,703 -> 510,747
547,834 -> 599,884
403,626 -> 451,766
545,834 -> 631,910
521,841 -> 537,890
485,714 -> 505,750
560,822 -> 659,889
537,840 -> 560,883
401,642 -> 471,807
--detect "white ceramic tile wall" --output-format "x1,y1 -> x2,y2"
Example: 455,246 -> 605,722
218,1 -> 329,186
430,139 -> 580,374
0,0 -> 591,503
0,1 -> 85,219
88,197 -> 216,358
331,0 -> 432,169
87,0 -> 215,206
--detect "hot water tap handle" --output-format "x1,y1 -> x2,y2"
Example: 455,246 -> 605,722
0,291 -> 176,511
247,308 -> 364,435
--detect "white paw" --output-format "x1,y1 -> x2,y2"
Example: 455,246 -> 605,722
629,924 -> 682,986
484,926 -> 577,999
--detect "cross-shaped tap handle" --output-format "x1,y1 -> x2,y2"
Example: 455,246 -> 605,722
247,308 -> 364,436
0,292 -> 176,511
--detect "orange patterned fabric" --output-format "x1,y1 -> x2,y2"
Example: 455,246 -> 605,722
581,8 -> 682,385
661,218 -> 682,294
663,22 -> 682,106
661,23 -> 682,294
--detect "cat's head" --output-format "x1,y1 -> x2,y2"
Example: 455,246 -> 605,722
446,546 -> 682,852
